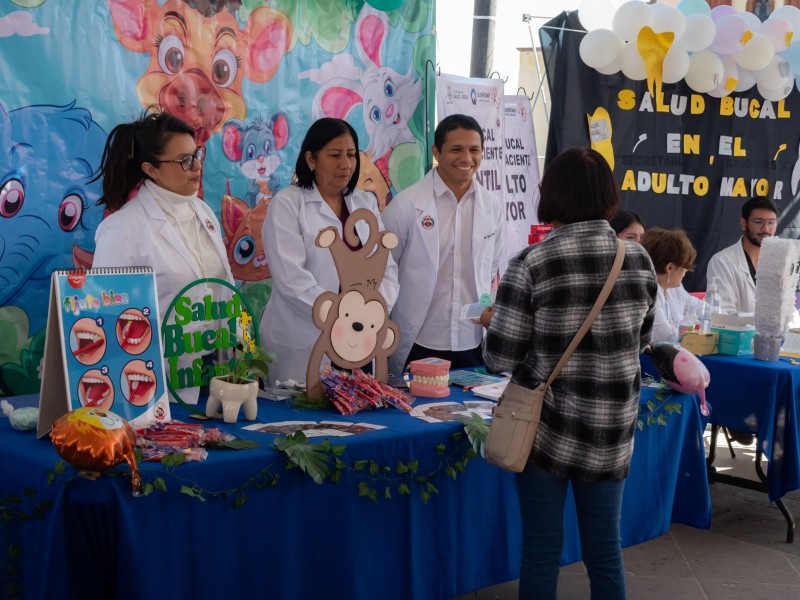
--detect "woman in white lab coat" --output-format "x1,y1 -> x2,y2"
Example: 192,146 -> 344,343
640,228 -> 705,344
260,118 -> 399,386
92,111 -> 233,403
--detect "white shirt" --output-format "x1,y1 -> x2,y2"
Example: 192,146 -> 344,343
381,169 -> 506,374
652,284 -> 705,344
415,172 -> 481,351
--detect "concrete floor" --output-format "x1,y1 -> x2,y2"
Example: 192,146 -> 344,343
453,430 -> 800,600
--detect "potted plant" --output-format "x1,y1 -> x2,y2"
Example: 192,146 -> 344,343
206,313 -> 273,423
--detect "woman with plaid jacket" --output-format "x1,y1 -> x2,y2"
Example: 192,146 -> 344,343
483,147 -> 657,600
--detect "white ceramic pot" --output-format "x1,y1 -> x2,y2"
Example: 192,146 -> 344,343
206,376 -> 258,424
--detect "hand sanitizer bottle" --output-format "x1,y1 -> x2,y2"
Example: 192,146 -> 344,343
700,278 -> 721,333
709,277 -> 722,315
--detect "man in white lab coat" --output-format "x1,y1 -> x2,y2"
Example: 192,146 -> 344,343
706,197 -> 779,314
382,114 -> 505,375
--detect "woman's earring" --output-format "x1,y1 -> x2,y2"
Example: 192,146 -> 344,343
308,163 -> 315,172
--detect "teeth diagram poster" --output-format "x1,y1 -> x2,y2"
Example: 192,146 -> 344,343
38,267 -> 170,436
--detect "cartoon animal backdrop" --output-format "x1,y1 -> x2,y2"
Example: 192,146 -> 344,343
0,0 -> 434,397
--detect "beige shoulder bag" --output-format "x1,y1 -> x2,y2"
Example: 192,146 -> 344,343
485,239 -> 626,472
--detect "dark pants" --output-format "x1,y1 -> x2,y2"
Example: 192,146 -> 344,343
404,343 -> 484,370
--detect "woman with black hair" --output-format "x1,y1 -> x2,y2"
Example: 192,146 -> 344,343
259,117 -> 399,385
92,111 -> 233,404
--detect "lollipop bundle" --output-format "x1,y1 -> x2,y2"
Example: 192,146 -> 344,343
135,420 -> 234,462
320,366 -> 414,415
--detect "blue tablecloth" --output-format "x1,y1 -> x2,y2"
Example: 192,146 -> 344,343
642,352 -> 800,502
694,354 -> 799,502
0,385 -> 709,600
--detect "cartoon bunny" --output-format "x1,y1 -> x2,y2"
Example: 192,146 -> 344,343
300,5 -> 421,175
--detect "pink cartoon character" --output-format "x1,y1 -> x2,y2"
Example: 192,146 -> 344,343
107,0 -> 292,145
647,342 -> 711,417
299,5 -> 421,184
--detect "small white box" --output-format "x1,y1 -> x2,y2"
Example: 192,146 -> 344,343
711,312 -> 755,330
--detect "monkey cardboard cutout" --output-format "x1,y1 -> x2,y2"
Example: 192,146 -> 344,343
306,208 -> 400,401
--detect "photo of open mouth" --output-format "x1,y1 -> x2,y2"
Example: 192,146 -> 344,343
122,360 -> 157,406
70,318 -> 107,365
78,369 -> 114,410
116,309 -> 152,355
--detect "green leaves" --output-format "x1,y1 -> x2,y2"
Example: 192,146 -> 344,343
206,439 -> 261,450
638,384 -> 683,430
461,412 -> 489,458
273,431 -> 331,485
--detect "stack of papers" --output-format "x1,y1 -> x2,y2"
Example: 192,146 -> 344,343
470,380 -> 509,401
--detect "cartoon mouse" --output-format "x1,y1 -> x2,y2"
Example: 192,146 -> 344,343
300,5 -> 421,182
106,0 -> 292,144
305,208 -> 400,401
222,111 -> 289,207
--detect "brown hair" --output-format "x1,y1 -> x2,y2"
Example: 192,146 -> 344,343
537,147 -> 619,224
640,227 -> 697,274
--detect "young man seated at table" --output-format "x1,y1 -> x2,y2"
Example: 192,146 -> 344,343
706,197 -> 778,314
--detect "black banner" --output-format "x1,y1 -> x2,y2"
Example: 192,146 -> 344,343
541,11 -> 800,291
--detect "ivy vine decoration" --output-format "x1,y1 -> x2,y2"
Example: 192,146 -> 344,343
638,378 -> 682,430
2,460 -> 69,599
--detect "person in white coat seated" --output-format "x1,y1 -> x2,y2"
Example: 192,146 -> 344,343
92,110 -> 234,404
640,228 -> 705,344
259,118 -> 399,386
705,197 -> 779,314
381,114 -> 505,375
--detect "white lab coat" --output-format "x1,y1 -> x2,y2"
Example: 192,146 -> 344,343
381,170 -> 506,375
706,238 -> 754,314
260,185 -> 400,385
93,183 -> 234,404
652,285 -> 705,344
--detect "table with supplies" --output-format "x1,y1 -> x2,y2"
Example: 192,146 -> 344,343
0,384 -> 709,600
643,352 -> 800,542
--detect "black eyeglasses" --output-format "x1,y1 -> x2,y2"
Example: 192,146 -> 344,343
157,146 -> 206,171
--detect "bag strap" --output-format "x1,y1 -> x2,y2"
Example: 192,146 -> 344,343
543,238 -> 625,388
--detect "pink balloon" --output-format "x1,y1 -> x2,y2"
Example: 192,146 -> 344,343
710,15 -> 751,55
710,5 -> 737,21
648,342 -> 711,416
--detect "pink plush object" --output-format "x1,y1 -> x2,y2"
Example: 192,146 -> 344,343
647,342 -> 711,416
409,358 -> 451,398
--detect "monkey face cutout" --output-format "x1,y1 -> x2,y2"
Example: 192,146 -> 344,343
330,291 -> 386,363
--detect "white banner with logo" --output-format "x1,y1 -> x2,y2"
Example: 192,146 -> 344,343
503,95 -> 541,262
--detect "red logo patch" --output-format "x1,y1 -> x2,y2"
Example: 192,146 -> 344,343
67,273 -> 86,289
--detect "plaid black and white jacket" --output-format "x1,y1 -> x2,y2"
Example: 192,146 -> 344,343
484,220 -> 657,481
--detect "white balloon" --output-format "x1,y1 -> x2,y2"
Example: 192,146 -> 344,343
710,15 -> 751,55
759,17 -> 794,53
739,12 -> 762,31
685,50 -> 724,93
620,40 -> 647,81
579,29 -> 623,69
597,58 -> 622,75
678,14 -> 716,52
732,33 -> 774,71
712,53 -> 739,96
771,6 -> 800,36
733,68 -> 757,92
612,1 -> 655,42
653,6 -> 686,38
755,55 -> 792,90
662,44 -> 690,84
757,80 -> 793,102
579,0 -> 617,32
